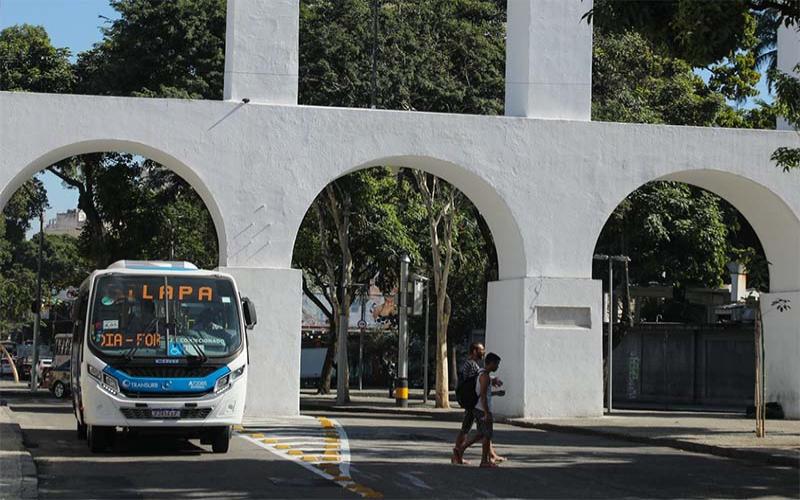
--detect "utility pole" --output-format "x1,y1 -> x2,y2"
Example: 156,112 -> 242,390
358,286 -> 367,391
336,212 -> 351,405
423,277 -> 430,404
396,254 -> 410,407
30,209 -> 44,392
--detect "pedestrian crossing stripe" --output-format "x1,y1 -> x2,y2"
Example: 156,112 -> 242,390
237,416 -> 383,499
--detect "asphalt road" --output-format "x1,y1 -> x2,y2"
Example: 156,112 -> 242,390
2,387 -> 798,499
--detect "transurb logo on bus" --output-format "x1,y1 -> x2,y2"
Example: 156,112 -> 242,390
121,379 -> 160,390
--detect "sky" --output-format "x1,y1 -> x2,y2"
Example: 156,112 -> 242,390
1,1 -> 775,237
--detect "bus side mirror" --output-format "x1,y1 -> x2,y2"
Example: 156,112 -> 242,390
242,297 -> 257,330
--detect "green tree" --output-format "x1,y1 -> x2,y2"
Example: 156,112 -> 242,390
592,31 -> 725,125
292,168 -> 420,395
593,30 -> 770,293
0,24 -> 74,93
295,0 -> 505,399
595,183 -> 730,289
771,62 -> 800,171
75,0 -> 226,99
300,0 -> 505,113
587,0 -> 799,68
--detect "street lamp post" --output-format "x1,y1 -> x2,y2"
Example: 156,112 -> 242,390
359,286 -> 367,391
30,210 -> 44,392
593,253 -> 630,414
411,274 -> 431,404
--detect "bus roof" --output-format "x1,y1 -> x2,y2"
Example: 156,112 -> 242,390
107,260 -> 199,271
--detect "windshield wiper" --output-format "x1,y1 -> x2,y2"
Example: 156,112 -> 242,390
123,319 -> 158,362
183,335 -> 208,363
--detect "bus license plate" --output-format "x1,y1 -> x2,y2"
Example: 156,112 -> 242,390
151,409 -> 181,418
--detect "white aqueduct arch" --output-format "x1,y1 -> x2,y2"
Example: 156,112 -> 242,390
290,154 -> 527,281
1,139 -> 229,267
588,169 -> 800,294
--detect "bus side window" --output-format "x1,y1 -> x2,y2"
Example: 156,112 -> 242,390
72,290 -> 89,361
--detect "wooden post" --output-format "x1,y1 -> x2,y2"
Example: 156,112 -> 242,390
754,305 -> 765,437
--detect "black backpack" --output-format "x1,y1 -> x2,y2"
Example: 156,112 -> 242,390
456,374 -> 479,409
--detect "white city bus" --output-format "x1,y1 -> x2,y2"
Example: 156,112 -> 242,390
70,261 -> 257,453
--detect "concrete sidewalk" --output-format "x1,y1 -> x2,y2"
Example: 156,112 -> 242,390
0,405 -> 38,499
301,390 -> 800,468
509,411 -> 800,468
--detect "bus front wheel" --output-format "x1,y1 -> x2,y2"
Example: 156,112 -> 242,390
211,426 -> 231,454
53,381 -> 66,399
87,425 -> 114,452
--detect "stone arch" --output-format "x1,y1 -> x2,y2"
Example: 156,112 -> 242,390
0,139 -> 228,267
290,154 -> 527,281
588,169 -> 800,293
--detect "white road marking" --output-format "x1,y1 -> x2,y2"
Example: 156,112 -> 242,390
237,416 -> 382,498
398,471 -> 433,490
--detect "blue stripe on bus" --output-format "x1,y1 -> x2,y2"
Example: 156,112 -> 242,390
103,365 -> 230,393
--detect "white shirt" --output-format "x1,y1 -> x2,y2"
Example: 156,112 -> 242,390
474,369 -> 492,413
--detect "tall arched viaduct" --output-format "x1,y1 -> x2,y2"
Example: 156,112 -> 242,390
2,0 -> 799,419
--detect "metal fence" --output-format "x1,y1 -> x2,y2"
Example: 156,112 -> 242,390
613,324 -> 755,407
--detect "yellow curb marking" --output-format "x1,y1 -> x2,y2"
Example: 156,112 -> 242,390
240,416 -> 383,499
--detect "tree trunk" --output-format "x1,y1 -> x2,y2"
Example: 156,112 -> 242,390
754,305 -> 765,437
413,170 -> 457,409
318,322 -> 337,394
435,290 -> 450,407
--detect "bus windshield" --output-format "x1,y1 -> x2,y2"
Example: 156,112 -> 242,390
88,275 -> 242,359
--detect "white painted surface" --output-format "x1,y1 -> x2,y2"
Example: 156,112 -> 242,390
487,277 -> 603,418
761,292 -> 800,419
505,0 -> 592,120
2,93 -> 799,418
224,0 -> 299,104
777,25 -> 800,131
218,267 -> 302,417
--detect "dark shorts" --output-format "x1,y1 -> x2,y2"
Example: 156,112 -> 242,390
473,409 -> 493,439
460,408 -> 475,434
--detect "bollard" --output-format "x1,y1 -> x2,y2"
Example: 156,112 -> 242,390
394,378 -> 408,407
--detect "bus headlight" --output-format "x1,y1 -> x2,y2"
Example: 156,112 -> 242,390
87,364 -> 102,381
231,365 -> 245,380
101,373 -> 120,395
214,374 -> 231,393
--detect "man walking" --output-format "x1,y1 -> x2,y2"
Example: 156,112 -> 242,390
474,352 -> 501,467
451,342 -> 484,464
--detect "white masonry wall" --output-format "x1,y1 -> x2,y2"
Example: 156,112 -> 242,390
224,0 -> 299,105
2,0 -> 800,419
505,0 -> 593,119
